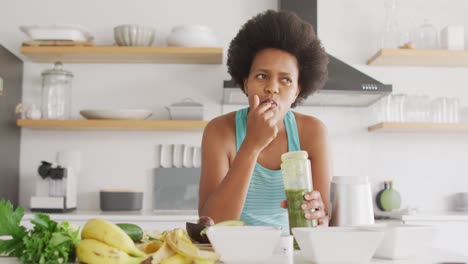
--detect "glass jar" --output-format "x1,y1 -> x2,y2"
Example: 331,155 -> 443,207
41,62 -> 73,119
411,19 -> 439,49
381,0 -> 402,48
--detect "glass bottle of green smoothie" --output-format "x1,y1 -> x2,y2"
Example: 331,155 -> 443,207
281,151 -> 317,240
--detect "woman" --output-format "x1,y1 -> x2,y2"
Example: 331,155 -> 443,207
198,10 -> 331,231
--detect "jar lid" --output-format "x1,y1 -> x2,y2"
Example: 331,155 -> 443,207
42,62 -> 73,77
281,150 -> 308,161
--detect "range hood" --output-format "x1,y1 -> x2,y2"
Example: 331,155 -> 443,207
223,0 -> 392,107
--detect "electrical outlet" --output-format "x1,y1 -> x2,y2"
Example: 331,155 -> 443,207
0,76 -> 3,96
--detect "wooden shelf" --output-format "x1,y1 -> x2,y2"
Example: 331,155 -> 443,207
368,122 -> 468,132
20,46 -> 223,64
17,119 -> 208,130
367,49 -> 468,67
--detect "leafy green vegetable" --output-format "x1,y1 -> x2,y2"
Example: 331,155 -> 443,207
0,199 -> 27,257
0,199 -> 80,264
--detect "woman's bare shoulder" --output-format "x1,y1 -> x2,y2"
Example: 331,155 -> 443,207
293,111 -> 327,134
203,111 -> 237,143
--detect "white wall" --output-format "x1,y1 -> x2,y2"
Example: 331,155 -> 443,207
1,0 -> 468,212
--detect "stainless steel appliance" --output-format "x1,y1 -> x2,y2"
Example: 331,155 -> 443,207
0,45 -> 23,206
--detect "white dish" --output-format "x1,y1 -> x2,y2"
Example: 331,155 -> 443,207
166,98 -> 204,120
292,227 -> 384,264
80,109 -> 152,120
167,24 -> 217,47
20,24 -> 93,41
363,224 -> 435,260
114,24 -> 155,46
206,226 -> 282,263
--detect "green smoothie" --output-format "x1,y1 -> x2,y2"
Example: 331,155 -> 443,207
285,188 -> 317,249
285,188 -> 317,229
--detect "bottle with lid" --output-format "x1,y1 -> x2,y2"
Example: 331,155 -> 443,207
380,180 -> 402,211
376,181 -> 389,211
280,151 -> 317,232
41,62 -> 73,120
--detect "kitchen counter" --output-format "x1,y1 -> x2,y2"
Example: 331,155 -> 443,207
1,249 -> 467,264
22,210 -> 199,222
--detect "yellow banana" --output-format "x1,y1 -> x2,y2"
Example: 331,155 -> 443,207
81,218 -> 145,257
76,239 -> 146,264
160,254 -> 191,264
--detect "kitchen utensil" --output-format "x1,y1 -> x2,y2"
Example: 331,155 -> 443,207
20,24 -> 93,41
192,147 -> 201,168
280,151 -> 317,243
79,109 -> 152,120
363,224 -> 435,260
206,226 -> 282,263
183,145 -> 193,168
159,144 -> 173,168
172,144 -> 184,168
113,24 -> 155,46
41,62 -> 73,120
292,227 -> 384,264
30,151 -> 80,212
167,24 -> 217,47
99,189 -> 143,211
329,176 -> 375,226
166,98 -> 204,120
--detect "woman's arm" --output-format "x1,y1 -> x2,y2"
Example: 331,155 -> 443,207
198,116 -> 260,222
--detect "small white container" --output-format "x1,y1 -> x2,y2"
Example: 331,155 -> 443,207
166,98 -> 204,120
292,227 -> 384,264
441,26 -> 464,50
365,224 -> 435,260
206,226 -> 282,263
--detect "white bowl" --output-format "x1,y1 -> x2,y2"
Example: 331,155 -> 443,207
114,24 -> 155,46
80,109 -> 152,120
167,24 -> 217,47
206,226 -> 282,263
292,227 -> 384,264
364,224 -> 435,260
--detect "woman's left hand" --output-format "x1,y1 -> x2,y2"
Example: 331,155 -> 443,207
302,190 -> 329,226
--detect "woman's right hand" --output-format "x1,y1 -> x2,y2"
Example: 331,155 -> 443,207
244,94 -> 279,151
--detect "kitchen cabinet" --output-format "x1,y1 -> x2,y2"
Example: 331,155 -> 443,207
17,119 -> 208,130
367,48 -> 468,67
21,46 -> 223,64
368,122 -> 468,132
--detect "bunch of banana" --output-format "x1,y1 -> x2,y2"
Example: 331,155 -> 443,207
77,218 -> 147,264
148,229 -> 220,264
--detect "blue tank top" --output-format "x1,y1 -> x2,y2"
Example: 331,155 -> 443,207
235,107 -> 301,233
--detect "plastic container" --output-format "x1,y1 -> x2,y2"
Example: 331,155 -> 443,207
41,62 -> 73,120
100,190 -> 143,211
166,98 -> 204,120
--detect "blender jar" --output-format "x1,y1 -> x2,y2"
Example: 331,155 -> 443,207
41,62 -> 73,119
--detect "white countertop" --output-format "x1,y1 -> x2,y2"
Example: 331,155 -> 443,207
1,249 -> 467,264
402,211 -> 468,222
21,210 -> 199,222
